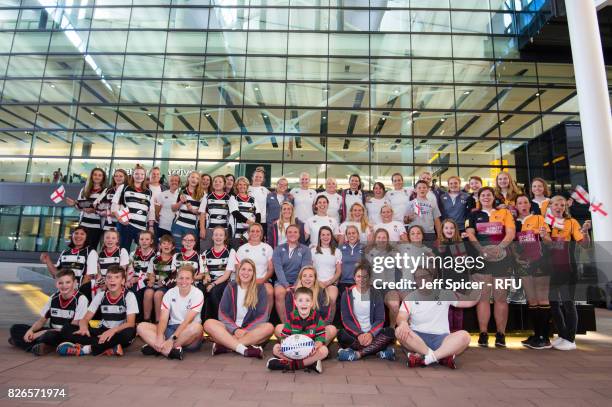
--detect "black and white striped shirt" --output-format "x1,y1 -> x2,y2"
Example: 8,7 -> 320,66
171,250 -> 204,276
174,187 -> 202,229
200,192 -> 231,229
88,290 -> 138,329
95,186 -> 119,230
229,194 -> 259,238
201,247 -> 236,280
77,187 -> 103,229
96,247 -> 129,277
129,247 -> 155,280
42,291 -> 88,330
113,185 -> 154,231
54,247 -> 98,286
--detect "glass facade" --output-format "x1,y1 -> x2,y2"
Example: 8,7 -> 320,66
0,0 -> 605,251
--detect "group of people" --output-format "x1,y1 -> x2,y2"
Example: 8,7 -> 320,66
8,164 -> 591,372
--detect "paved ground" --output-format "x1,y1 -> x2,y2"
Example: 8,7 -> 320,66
0,279 -> 611,407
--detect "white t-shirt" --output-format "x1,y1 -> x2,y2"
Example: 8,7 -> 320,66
311,247 -> 342,282
352,287 -> 371,332
248,186 -> 270,223
385,188 -> 412,222
343,191 -> 363,218
401,295 -> 458,335
231,242 -> 273,279
276,221 -> 291,246
339,221 -> 370,244
156,189 -> 180,231
317,191 -> 343,223
88,290 -> 139,329
305,215 -> 339,247
374,221 -> 406,241
290,188 -> 317,223
366,196 -> 389,225
161,285 -> 204,325
235,286 -> 248,327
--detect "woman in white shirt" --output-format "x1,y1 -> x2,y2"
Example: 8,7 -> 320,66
366,182 -> 389,225
311,226 -> 341,315
339,202 -> 373,245
248,167 -> 271,232
384,172 -> 411,223
317,177 -> 343,224
374,204 -> 408,242
305,195 -> 340,247
289,172 -> 317,223
136,265 -> 204,360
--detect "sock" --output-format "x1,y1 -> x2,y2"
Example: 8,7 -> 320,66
290,359 -> 304,370
540,305 -> 551,339
235,344 -> 247,355
81,345 -> 92,355
528,305 -> 539,337
424,349 -> 437,365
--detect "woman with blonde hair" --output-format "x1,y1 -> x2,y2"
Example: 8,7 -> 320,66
203,259 -> 274,358
339,202 -> 373,245
267,201 -> 305,249
171,171 -> 205,250
228,176 -> 261,248
494,171 -> 522,212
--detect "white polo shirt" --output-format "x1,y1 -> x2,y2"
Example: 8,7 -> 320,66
162,285 -> 204,325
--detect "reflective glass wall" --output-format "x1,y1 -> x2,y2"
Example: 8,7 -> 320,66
0,0 -> 597,192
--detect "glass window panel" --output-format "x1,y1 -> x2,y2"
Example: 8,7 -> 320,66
496,61 -> 538,84
0,32 -> 14,52
326,164 -> 371,189
450,0 -> 489,9
330,9 -> 369,31
0,132 -> 32,155
0,105 -> 36,129
549,92 -> 578,113
370,34 -> 411,57
165,55 -> 205,79
456,112 -> 500,138
130,7 -> 169,28
91,7 -> 131,28
370,58 -> 410,82
36,105 -> 78,129
453,60 -> 496,84
72,132 -> 114,157
327,136 -> 369,163
327,110 -> 369,135
281,161 -> 326,189
200,108 -> 244,132
111,159 -> 155,176
412,59 -> 453,83
371,137 -> 413,165
75,105 -> 118,129
119,80 -> 162,104
283,109 -> 326,135
329,33 -> 369,56
160,81 -> 203,105
87,30 -> 128,53
0,157 -> 28,182
7,55 -> 46,77
245,57 -> 286,80
126,31 -> 167,53
161,107 -> 202,133
289,7 -> 329,30
541,114 -> 578,135
208,7 -> 249,30
457,138 -> 501,167
198,135 -> 241,161
70,159 -> 112,182
537,63 -> 575,85
246,32 -> 287,55
370,110 -> 413,136
287,57 -> 327,81
455,86 -> 498,110
240,135 -> 283,161
29,157 -> 68,183
496,86 -> 540,111
44,55 -> 85,78
413,85 -> 455,110
243,82 -> 286,107
37,212 -> 62,252
170,7 -> 209,29
287,83 -> 326,107
82,55 -> 124,78
499,114 -> 543,139
371,84 -> 411,109
17,8 -> 51,30
206,31 -> 248,54
123,55 -> 165,78
11,32 -> 50,53
39,79 -> 80,103
410,0 -> 449,7
0,56 -> 8,76
328,83 -> 369,109
282,135 -> 325,163
166,31 -> 207,54
411,9 -> 451,32
16,216 -> 39,252
78,78 -> 121,104
411,34 -> 452,58
493,36 -> 520,59
413,111 -> 456,137
116,106 -> 161,131
490,11 -> 515,35
113,134 -> 156,158
204,56 -> 246,80
453,35 -> 494,58
413,138 -> 457,167
452,11 -> 491,34
376,9 -> 410,32
154,160 -> 197,182
288,33 -> 327,55
155,133 -> 199,160
202,82 -> 245,106
329,58 -> 369,81
501,139 -> 527,167
49,7 -> 93,30
242,108 -> 285,133
370,164 -> 415,190
0,9 -> 18,29
31,131 -> 72,156
248,7 -> 288,30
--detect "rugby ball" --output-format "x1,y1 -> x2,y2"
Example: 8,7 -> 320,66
281,334 -> 315,360
483,245 -> 507,262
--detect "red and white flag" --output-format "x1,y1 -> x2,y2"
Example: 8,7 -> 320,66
117,207 -> 130,223
545,210 -> 565,229
136,272 -> 147,290
50,185 -> 65,204
414,201 -> 422,217
571,185 -> 590,205
589,199 -> 608,217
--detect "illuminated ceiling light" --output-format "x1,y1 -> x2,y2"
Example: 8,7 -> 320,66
263,114 -> 268,118
90,111 -> 95,115
412,110 -> 418,115
440,118 -> 446,122
381,117 -> 386,121
323,88 -> 328,92
254,86 -> 259,91
535,92 -> 540,96
394,89 -> 400,94
463,91 -> 471,95
147,113 -> 153,116
501,120 -> 505,123
49,83 -> 55,88
322,116 -> 327,119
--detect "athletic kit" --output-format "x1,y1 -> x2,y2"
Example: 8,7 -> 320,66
54,247 -> 98,287
174,187 -> 202,230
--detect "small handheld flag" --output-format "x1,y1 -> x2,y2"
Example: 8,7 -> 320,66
50,185 -> 65,204
117,207 -> 130,223
571,185 -> 590,205
414,201 -> 422,217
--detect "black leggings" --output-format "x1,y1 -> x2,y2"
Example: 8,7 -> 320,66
204,280 -> 228,320
60,325 -> 136,355
337,327 -> 395,358
550,285 -> 577,342
9,324 -> 63,351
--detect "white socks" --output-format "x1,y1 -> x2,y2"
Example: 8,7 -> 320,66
81,345 -> 92,355
235,344 -> 247,355
424,349 -> 437,365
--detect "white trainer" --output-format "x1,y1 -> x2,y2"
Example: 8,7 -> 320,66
551,337 -> 564,347
553,338 -> 577,351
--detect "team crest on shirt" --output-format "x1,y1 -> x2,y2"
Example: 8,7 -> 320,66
261,248 -> 266,254
312,220 -> 317,223
140,199 -> 148,204
137,210 -> 143,215
245,249 -> 249,253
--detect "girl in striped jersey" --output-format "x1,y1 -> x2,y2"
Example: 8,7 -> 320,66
94,169 -> 128,231
89,230 -> 129,296
172,232 -> 207,287
66,168 -> 107,249
112,164 -> 156,251
127,231 -> 155,315
171,171 -> 204,251
144,235 -> 175,323
40,227 -> 98,299
199,175 -> 231,252
202,226 -> 235,320
228,176 -> 261,249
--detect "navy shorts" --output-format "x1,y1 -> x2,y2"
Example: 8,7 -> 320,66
164,324 -> 203,352
414,330 -> 448,351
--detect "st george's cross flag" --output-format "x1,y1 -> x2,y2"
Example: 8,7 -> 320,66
117,207 -> 130,223
571,185 -> 590,205
414,201 -> 422,217
50,185 -> 66,204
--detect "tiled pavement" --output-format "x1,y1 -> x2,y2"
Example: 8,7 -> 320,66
0,280 -> 611,407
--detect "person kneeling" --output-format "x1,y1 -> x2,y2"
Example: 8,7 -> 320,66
9,269 -> 88,356
137,265 -> 204,360
337,263 -> 395,362
267,287 -> 329,373
57,265 -> 138,356
203,259 -> 274,359
395,268 -> 478,369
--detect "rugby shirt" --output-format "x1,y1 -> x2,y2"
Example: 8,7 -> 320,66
76,187 -> 103,229
112,184 -> 155,231
41,291 -> 88,329
281,309 -> 326,343
174,187 -> 202,229
199,192 -> 231,229
54,247 -> 98,286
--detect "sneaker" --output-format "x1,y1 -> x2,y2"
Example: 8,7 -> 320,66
211,342 -> 229,356
495,332 -> 506,348
243,345 -> 263,359
406,352 -> 426,368
167,347 -> 184,360
56,342 -> 84,356
337,348 -> 358,362
266,357 -> 290,371
305,360 -> 323,374
478,332 -> 489,348
551,336 -> 564,347
553,338 -> 576,351
31,343 -> 52,356
521,335 -> 536,347
141,344 -> 160,356
377,346 -> 396,361
525,336 -> 552,350
438,355 -> 456,369
100,344 -> 124,357
8,338 -> 15,347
